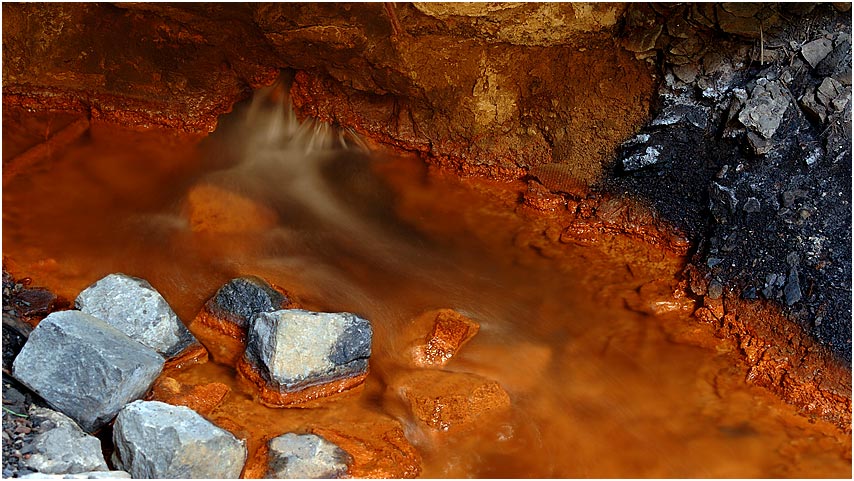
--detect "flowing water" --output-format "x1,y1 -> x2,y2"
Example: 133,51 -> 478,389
3,87 -> 851,477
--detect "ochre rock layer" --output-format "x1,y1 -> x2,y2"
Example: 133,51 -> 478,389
2,2 -> 654,184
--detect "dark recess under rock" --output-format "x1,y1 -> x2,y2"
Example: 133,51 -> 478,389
608,2 -> 852,364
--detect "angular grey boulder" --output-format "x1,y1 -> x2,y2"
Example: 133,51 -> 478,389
75,273 -> 197,358
112,401 -> 246,479
24,407 -> 108,475
12,311 -> 164,433
244,310 -> 372,391
267,433 -> 351,479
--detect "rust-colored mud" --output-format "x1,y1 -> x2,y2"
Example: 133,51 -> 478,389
2,111 -> 851,477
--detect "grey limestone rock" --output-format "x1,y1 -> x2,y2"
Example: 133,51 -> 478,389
19,472 -> 131,479
76,273 -> 197,358
112,401 -> 246,479
267,433 -> 351,479
206,276 -> 289,330
12,311 -> 164,433
244,310 -> 372,392
738,79 -> 792,141
801,37 -> 834,69
23,407 -> 108,475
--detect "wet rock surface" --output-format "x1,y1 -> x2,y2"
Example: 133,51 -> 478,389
266,433 -> 351,479
23,407 -> 108,475
76,273 -> 199,359
394,370 -> 511,431
12,310 -> 165,433
183,183 -> 279,234
3,270 -> 69,333
406,309 -> 480,368
610,2 -> 852,364
195,276 -> 294,340
147,377 -> 230,416
112,400 -> 247,479
239,309 -> 372,406
309,416 -> 422,478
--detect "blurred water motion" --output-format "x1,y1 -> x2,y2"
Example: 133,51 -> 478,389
2,88 -> 850,477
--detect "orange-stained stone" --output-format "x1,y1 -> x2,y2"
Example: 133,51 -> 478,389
148,376 -> 230,416
310,417 -> 422,478
393,370 -> 511,431
193,281 -> 300,344
163,342 -> 209,370
407,309 -> 479,368
236,356 -> 368,408
182,183 -> 278,234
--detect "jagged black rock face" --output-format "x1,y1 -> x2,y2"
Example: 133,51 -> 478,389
609,3 -> 852,364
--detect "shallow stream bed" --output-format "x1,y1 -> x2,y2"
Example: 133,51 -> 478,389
2,96 -> 851,477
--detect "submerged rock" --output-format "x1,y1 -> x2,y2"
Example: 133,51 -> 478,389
267,433 -> 351,479
112,401 -> 246,479
406,309 -> 479,368
194,276 -> 293,340
310,415 -> 421,478
148,377 -> 230,416
238,309 -> 372,406
393,370 -> 511,431
12,311 -> 164,432
183,183 -> 278,234
76,273 -> 199,359
24,407 -> 108,475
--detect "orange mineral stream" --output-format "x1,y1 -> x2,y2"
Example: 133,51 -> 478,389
2,99 -> 851,478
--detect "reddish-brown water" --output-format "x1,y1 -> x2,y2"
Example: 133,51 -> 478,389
3,97 -> 851,477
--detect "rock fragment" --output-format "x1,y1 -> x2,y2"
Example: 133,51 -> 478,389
785,267 -> 803,306
816,77 -> 845,108
407,309 -> 479,368
737,79 -> 792,144
76,273 -> 200,359
24,407 -> 108,475
622,146 -> 662,172
743,197 -> 761,213
12,311 -> 164,432
237,309 -> 372,406
266,433 -> 351,479
801,37 -> 834,68
112,400 -> 246,479
194,276 -> 294,340
709,182 -> 738,223
394,370 -> 511,431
